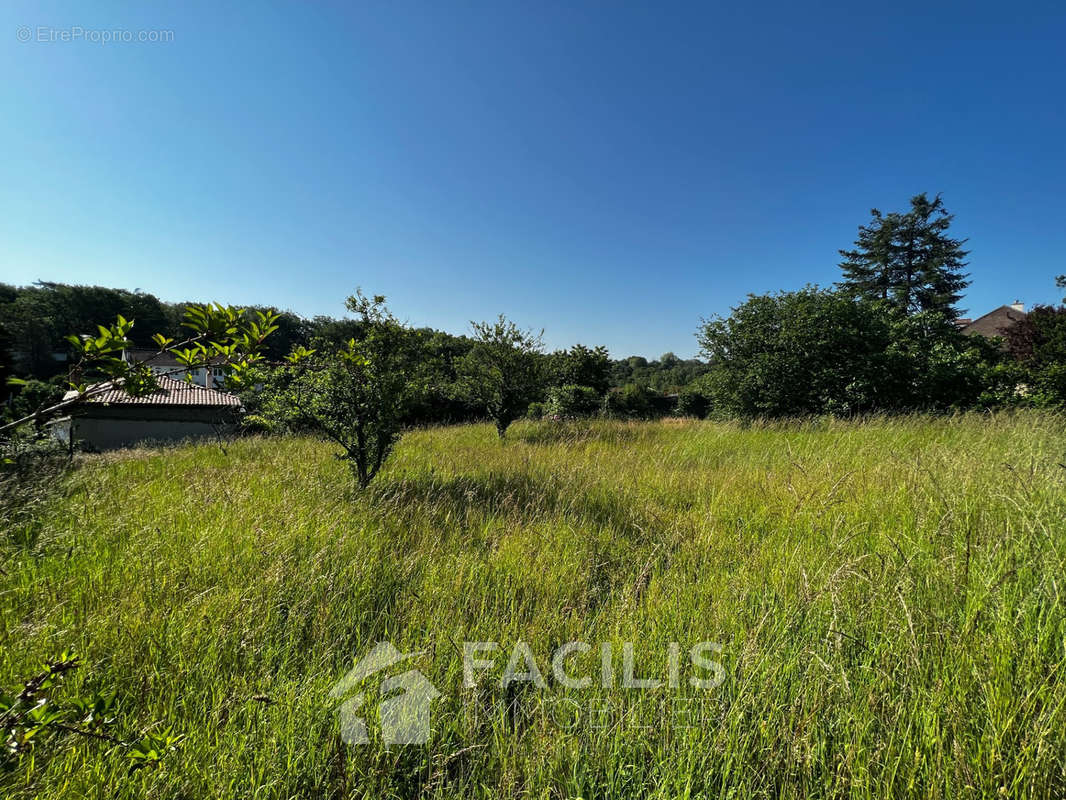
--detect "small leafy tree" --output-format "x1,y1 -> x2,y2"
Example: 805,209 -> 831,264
696,289 -> 880,416
459,316 -> 544,438
252,292 -> 415,488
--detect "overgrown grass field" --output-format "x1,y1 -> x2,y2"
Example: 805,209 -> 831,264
2,414 -> 1065,798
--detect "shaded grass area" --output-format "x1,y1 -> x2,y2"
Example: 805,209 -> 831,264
2,413 -> 1066,798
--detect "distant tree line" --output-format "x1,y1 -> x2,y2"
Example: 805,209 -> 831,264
0,283 -> 702,429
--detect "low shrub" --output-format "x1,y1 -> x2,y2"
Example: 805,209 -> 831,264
544,385 -> 601,419
677,383 -> 711,418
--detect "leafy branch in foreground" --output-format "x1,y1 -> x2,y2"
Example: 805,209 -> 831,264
0,652 -> 183,776
2,304 -> 280,435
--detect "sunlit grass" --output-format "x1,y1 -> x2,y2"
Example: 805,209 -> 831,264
2,412 -> 1065,798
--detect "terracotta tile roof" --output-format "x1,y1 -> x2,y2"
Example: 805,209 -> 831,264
63,375 -> 241,408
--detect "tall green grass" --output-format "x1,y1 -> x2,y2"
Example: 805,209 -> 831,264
2,413 -> 1065,798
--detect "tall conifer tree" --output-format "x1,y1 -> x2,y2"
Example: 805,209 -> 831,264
839,193 -> 970,318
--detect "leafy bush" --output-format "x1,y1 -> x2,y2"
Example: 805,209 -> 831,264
696,287 -> 994,417
677,382 -> 711,418
544,385 -> 601,419
547,345 -> 610,394
605,384 -> 654,418
2,378 -> 65,426
1001,304 -> 1066,407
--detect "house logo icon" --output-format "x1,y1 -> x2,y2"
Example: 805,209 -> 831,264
329,642 -> 442,746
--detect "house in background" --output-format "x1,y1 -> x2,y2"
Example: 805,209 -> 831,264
957,301 -> 1027,342
122,347 -> 228,388
53,374 -> 241,451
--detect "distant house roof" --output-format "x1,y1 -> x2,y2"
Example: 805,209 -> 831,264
123,348 -> 185,368
63,375 -> 241,408
123,348 -> 226,368
960,304 -> 1027,339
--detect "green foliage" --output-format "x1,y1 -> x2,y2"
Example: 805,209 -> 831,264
0,651 -> 180,778
172,304 -> 280,393
699,288 -> 878,417
1002,304 -> 1066,406
250,292 -> 416,488
248,308 -> 312,363
605,383 -> 657,418
0,283 -> 170,383
458,316 -> 544,438
297,322 -> 482,428
676,381 -> 712,418
63,314 -> 138,393
544,384 -> 602,419
697,287 -> 992,417
525,401 -> 546,420
1,652 -> 99,770
2,379 -> 64,426
547,344 -> 611,394
838,193 -> 970,319
125,728 -> 184,775
608,353 -> 710,392
882,311 -> 997,409
400,328 -> 482,426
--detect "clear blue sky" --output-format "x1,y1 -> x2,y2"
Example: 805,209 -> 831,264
2,1 -> 1064,357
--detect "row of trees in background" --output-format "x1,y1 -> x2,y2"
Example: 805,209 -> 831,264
0,285 -> 698,428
